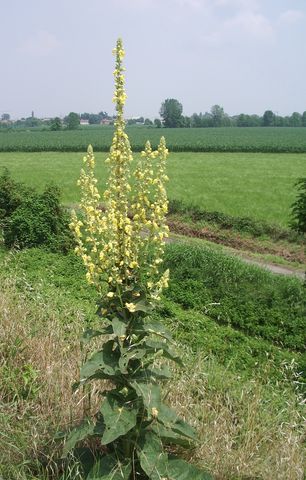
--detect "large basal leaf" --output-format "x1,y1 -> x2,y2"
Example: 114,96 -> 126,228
100,393 -> 138,445
132,298 -> 152,313
87,454 -> 132,479
119,347 -> 146,374
144,338 -> 183,366
138,431 -> 168,480
167,457 -> 214,480
157,404 -> 197,441
143,320 -> 173,341
151,423 -> 192,448
62,418 -> 94,457
112,316 -> 127,338
131,382 -> 161,414
80,340 -> 120,383
131,365 -> 172,381
82,327 -> 112,344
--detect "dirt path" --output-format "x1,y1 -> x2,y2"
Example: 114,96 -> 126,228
230,253 -> 305,280
167,224 -> 305,281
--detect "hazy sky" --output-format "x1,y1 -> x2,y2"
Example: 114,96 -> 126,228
1,0 -> 305,119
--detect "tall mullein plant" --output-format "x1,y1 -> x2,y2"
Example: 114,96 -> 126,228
68,39 -> 211,480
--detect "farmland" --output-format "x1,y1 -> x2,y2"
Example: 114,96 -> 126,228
0,151 -> 305,226
1,126 -> 306,479
0,126 -> 306,152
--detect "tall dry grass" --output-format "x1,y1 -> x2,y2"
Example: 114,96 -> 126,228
0,276 -> 305,479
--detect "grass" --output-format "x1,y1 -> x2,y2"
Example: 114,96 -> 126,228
0,245 -> 305,479
1,126 -> 306,152
0,151 -> 305,226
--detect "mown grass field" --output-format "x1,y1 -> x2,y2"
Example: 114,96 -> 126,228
0,151 -> 305,226
1,126 -> 306,152
0,242 -> 305,479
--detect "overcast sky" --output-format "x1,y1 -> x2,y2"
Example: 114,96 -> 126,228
1,0 -> 305,119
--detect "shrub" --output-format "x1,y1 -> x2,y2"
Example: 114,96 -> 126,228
0,168 -> 32,221
290,177 -> 306,233
1,174 -> 74,253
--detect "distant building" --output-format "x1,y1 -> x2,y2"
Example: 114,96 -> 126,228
100,118 -> 112,125
80,119 -> 89,126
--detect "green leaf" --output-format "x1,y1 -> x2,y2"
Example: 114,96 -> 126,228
167,457 -> 213,480
133,298 -> 152,313
112,316 -> 127,338
119,347 -> 146,374
80,340 -> 120,382
100,393 -> 138,445
157,404 -> 197,441
144,338 -> 183,366
132,365 -> 172,381
143,320 -> 173,341
62,418 -> 94,457
151,423 -> 192,448
131,382 -> 161,413
138,431 -> 168,480
87,454 -> 131,479
82,327 -> 112,344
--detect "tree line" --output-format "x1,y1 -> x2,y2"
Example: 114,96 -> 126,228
159,99 -> 306,128
2,101 -> 306,130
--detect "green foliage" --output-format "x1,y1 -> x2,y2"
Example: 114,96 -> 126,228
0,170 -> 74,252
290,177 -> 306,233
164,243 -> 306,352
168,199 -> 295,240
64,308 -> 206,478
65,112 -> 80,130
0,167 -> 32,220
160,99 -> 183,128
263,110 -> 275,127
50,117 -> 62,131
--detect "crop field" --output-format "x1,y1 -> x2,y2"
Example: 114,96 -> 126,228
1,126 -> 306,152
0,151 -> 305,226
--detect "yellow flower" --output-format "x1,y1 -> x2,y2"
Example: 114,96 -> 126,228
125,302 -> 136,312
129,261 -> 139,269
107,291 -> 115,298
151,407 -> 159,418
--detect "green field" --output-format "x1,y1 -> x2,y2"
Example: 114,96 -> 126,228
1,126 -> 306,152
1,151 -> 305,226
1,243 -> 305,479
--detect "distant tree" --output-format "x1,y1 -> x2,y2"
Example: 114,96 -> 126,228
210,105 -> 225,127
159,98 -> 183,128
88,114 -> 100,124
50,117 -> 62,131
182,116 -> 191,128
274,115 -> 284,127
263,110 -> 275,127
236,114 -> 248,127
98,111 -> 109,120
24,116 -> 41,127
190,113 -> 202,128
1,113 -> 10,121
289,112 -> 302,127
65,112 -> 80,130
154,118 -> 162,128
144,118 -> 153,126
302,111 -> 306,127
